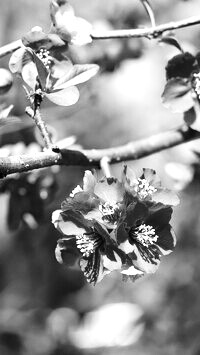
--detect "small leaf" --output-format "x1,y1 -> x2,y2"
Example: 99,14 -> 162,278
162,77 -> 193,113
54,64 -> 99,90
159,36 -> 184,53
45,86 -> 79,106
9,47 -> 26,73
21,61 -> 38,89
27,48 -> 48,89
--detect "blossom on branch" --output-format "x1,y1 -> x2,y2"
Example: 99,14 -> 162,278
116,202 -> 176,275
52,209 -> 130,285
52,167 -> 179,285
9,27 -> 99,109
122,166 -> 180,206
50,0 -> 92,46
61,170 -> 125,229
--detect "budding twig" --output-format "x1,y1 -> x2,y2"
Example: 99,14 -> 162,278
26,107 -> 53,149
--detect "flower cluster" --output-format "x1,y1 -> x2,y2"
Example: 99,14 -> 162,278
52,167 -> 179,285
9,27 -> 99,111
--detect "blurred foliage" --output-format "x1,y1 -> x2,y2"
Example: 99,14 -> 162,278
0,0 -> 200,354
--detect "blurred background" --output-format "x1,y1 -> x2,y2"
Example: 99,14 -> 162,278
0,0 -> 200,354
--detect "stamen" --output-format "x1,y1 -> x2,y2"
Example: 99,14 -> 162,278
76,231 -> 102,258
132,223 -> 158,247
99,202 -> 120,224
134,178 -> 157,200
192,72 -> 200,99
36,48 -> 52,69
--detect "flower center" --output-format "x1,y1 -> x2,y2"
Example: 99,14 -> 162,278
134,178 -> 157,200
36,48 -> 52,69
99,202 -> 120,224
131,223 -> 158,247
76,230 -> 103,258
192,72 -> 200,100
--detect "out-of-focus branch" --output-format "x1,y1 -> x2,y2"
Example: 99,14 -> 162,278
91,15 -> 200,39
0,125 -> 199,178
0,15 -> 200,58
0,39 -> 22,59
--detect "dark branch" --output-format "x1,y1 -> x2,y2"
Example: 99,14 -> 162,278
0,125 -> 199,178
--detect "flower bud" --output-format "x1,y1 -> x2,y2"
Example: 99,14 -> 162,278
0,68 -> 13,94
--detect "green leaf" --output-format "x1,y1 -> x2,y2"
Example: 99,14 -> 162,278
9,47 -> 27,73
159,36 -> 184,53
21,61 -> 38,89
26,48 -> 48,90
162,78 -> 193,113
53,64 -> 99,90
45,86 -> 79,106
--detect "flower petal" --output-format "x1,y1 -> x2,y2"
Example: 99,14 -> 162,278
22,27 -> 51,50
80,251 -> 108,285
83,170 -> 97,192
121,265 -> 144,278
55,237 -> 80,266
52,209 -> 86,236
102,252 -> 122,271
70,17 -> 92,46
162,77 -> 193,113
156,225 -> 176,253
146,206 -> 172,230
116,222 -> 130,244
50,0 -> 92,46
141,168 -> 161,188
153,189 -> 180,206
94,177 -> 124,204
133,244 -> 161,274
125,202 -> 148,228
62,191 -> 99,216
45,86 -> 80,106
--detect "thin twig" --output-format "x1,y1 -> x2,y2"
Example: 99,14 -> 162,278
0,15 -> 200,58
91,15 -> 200,40
100,157 -> 112,177
140,0 -> 156,28
26,107 -> 53,149
0,125 -> 199,178
0,39 -> 22,58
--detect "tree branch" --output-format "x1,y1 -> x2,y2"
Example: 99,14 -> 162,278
0,39 -> 22,59
0,125 -> 199,178
0,15 -> 200,58
91,15 -> 200,40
